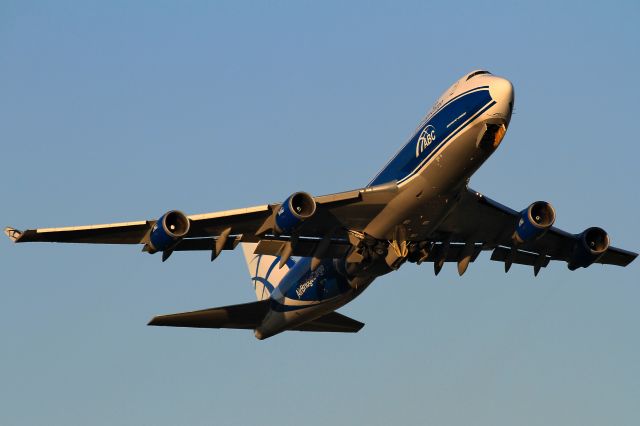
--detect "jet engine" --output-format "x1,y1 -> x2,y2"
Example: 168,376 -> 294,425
568,227 -> 610,270
149,210 -> 190,253
274,192 -> 316,234
513,201 -> 556,243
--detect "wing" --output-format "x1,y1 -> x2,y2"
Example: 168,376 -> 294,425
5,182 -> 398,261
5,222 -> 152,244
430,187 -> 637,274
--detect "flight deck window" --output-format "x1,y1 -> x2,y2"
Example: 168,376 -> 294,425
466,71 -> 491,80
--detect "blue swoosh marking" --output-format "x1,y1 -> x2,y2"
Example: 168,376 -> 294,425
369,88 -> 495,186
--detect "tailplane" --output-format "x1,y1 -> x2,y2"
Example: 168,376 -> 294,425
147,245 -> 365,338
148,302 -> 364,335
148,300 -> 269,329
241,243 -> 295,300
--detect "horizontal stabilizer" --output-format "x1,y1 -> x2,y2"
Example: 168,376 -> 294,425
148,301 -> 364,334
292,311 -> 365,333
148,300 -> 269,329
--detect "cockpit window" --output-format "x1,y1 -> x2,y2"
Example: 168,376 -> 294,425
466,70 -> 491,81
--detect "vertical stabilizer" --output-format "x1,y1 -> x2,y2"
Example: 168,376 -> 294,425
241,243 -> 296,301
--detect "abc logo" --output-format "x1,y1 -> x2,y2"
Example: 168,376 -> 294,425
416,125 -> 436,157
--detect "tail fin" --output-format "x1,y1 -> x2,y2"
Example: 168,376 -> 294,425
241,243 -> 296,301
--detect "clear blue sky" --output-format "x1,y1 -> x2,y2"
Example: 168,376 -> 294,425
1,1 -> 638,425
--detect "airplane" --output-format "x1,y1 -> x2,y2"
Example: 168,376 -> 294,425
5,70 -> 637,340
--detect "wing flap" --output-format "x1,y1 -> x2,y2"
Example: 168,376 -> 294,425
254,238 -> 351,258
172,236 -> 243,252
424,242 -> 483,263
491,246 -> 551,267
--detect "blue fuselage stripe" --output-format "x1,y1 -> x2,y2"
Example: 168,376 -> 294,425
369,88 -> 494,186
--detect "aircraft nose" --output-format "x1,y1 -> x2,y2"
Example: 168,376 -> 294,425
489,76 -> 514,103
489,77 -> 514,122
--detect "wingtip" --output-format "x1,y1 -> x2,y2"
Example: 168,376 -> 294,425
4,227 -> 23,242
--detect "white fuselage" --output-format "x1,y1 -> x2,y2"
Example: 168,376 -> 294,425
255,72 -> 515,339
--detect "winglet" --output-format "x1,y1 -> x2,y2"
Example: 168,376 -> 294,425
4,227 -> 23,242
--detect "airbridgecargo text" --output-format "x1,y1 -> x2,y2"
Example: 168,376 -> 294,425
296,265 -> 324,298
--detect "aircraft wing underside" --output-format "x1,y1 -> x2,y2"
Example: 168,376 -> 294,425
4,183 -> 397,260
4,182 -> 636,273
431,187 -> 637,272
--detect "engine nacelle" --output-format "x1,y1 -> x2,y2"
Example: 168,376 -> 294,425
149,210 -> 190,253
274,192 -> 316,234
513,201 -> 556,244
568,227 -> 610,270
